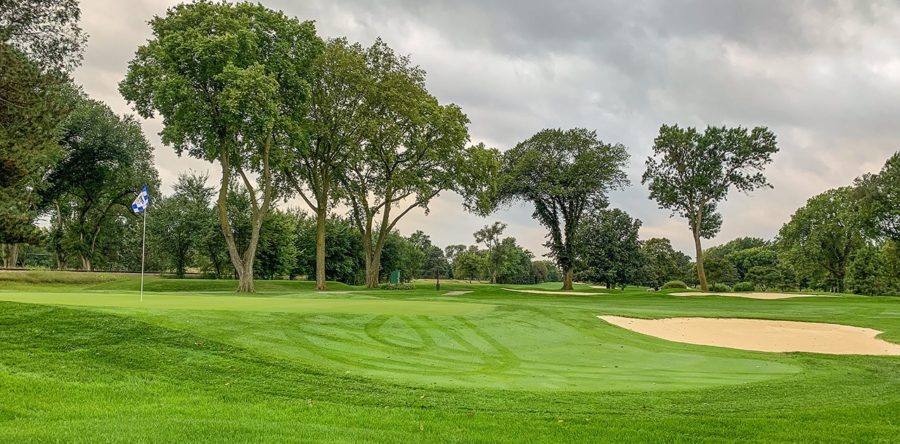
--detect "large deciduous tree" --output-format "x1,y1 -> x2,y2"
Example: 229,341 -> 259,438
337,39 -> 496,288
857,152 -> 899,241
474,222 -> 507,284
44,95 -> 158,271
149,172 -> 215,278
642,124 -> 778,291
1,0 -> 85,260
778,187 -> 864,292
120,1 -> 323,292
499,128 -> 629,290
279,38 -> 368,290
576,208 -> 643,289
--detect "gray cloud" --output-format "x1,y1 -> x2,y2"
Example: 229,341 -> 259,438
74,0 -> 900,257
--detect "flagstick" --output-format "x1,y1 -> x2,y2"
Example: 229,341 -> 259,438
140,205 -> 146,302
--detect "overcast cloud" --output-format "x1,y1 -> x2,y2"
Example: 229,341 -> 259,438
73,0 -> 900,257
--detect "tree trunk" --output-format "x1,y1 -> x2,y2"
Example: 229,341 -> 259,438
365,254 -> 380,288
3,243 -> 18,268
315,206 -> 327,291
692,228 -> 708,291
237,262 -> 254,292
562,268 -> 574,290
491,271 -> 497,284
81,255 -> 92,271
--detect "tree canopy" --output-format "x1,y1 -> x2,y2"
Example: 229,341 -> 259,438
778,187 -> 864,292
1,0 -> 85,253
576,208 -> 643,288
278,38 -> 369,290
857,152 -> 900,241
0,0 -> 86,73
499,128 -> 629,290
43,94 -> 158,271
335,38 -> 495,288
120,0 -> 323,292
642,124 -> 778,290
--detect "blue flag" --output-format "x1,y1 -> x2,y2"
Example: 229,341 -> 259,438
131,186 -> 150,214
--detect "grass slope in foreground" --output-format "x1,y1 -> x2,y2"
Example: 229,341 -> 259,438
0,275 -> 899,442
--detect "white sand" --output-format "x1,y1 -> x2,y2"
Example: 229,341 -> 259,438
503,288 -> 597,296
669,292 -> 825,300
598,315 -> 900,355
444,291 -> 472,296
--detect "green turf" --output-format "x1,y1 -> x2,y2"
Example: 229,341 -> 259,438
0,275 -> 898,442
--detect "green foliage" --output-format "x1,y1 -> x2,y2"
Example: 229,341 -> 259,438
325,38 -> 478,287
702,256 -> 738,286
727,246 -> 778,282
706,237 -> 768,258
0,45 -> 73,247
745,265 -> 794,291
530,260 -> 560,283
0,0 -> 86,72
845,245 -> 891,296
148,172 -> 215,278
120,1 -> 323,292
641,238 -> 692,289
576,208 -> 643,287
733,282 -> 755,292
642,124 -> 778,290
43,94 -> 159,270
856,152 -> 900,241
499,128 -> 629,289
661,280 -> 688,289
276,37 -> 370,289
379,232 -> 425,283
709,283 -> 732,293
474,222 -> 507,283
778,187 -> 864,292
293,214 -> 364,284
254,210 -> 298,280
495,238 -> 534,284
452,247 -> 487,282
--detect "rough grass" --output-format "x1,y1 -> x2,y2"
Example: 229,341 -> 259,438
0,277 -> 898,442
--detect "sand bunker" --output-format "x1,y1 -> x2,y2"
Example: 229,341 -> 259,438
444,291 -> 472,296
669,292 -> 824,300
598,315 -> 900,355
503,288 -> 596,296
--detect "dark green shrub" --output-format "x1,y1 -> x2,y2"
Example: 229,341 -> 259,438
733,282 -> 755,292
710,283 -> 732,292
380,282 -> 416,290
661,280 -> 687,289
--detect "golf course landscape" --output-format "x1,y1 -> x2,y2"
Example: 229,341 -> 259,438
4,0 -> 900,442
1,272 -> 898,442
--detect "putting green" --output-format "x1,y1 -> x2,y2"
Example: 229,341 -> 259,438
0,285 -> 801,391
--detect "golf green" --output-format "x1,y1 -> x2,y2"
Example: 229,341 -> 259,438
1,274 -> 898,442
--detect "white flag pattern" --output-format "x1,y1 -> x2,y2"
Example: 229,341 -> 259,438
131,186 -> 149,213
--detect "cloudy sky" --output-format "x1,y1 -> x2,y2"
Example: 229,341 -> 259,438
73,0 -> 900,257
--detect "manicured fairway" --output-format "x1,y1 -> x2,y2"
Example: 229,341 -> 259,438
1,273 -> 899,442
0,291 -> 491,316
